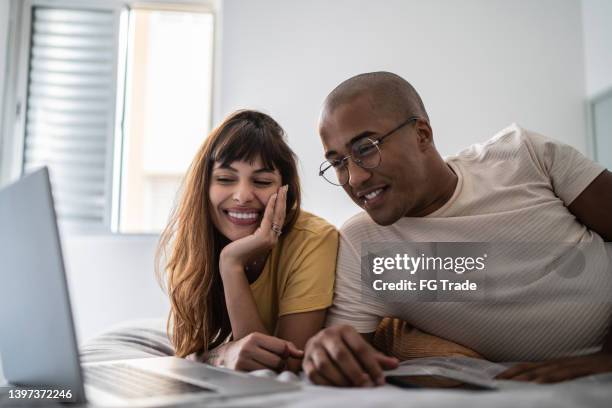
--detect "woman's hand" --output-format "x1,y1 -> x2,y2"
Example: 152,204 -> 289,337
205,332 -> 303,372
220,185 -> 288,270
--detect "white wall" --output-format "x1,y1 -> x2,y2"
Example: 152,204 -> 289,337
62,234 -> 169,343
220,0 -> 588,228
582,0 -> 612,97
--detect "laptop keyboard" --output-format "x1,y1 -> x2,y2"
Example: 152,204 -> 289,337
84,363 -> 214,399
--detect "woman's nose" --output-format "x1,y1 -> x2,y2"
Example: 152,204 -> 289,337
232,183 -> 255,204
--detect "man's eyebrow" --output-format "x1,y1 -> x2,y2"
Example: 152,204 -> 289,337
324,130 -> 377,159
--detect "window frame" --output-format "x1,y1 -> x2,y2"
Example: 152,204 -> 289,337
588,86 -> 612,169
1,0 -> 218,235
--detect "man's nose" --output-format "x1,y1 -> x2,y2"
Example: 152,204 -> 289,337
347,160 -> 372,188
233,183 -> 255,204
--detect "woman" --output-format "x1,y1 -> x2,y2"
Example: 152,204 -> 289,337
157,110 -> 338,373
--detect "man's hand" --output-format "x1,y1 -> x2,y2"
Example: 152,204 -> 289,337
207,332 -> 303,372
495,352 -> 612,383
303,325 -> 399,387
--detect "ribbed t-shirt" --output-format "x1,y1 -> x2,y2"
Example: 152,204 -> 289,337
326,124 -> 610,361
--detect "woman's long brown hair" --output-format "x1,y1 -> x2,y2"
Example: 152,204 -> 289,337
156,110 -> 301,357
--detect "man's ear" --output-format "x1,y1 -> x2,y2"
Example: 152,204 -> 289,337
415,120 -> 434,152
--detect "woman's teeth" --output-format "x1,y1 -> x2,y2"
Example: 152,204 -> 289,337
365,189 -> 383,201
227,212 -> 258,220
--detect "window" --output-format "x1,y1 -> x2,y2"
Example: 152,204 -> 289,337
120,9 -> 213,233
590,88 -> 612,170
6,0 -> 215,233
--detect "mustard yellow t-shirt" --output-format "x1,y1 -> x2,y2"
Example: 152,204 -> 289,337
250,211 -> 338,334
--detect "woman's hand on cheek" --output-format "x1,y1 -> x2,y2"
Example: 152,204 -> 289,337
219,185 -> 288,271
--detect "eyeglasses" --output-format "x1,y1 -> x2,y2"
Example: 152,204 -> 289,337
319,116 -> 419,186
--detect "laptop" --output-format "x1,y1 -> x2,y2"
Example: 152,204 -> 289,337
0,167 -> 300,406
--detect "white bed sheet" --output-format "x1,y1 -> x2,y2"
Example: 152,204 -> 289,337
3,319 -> 610,407
79,319 -> 612,408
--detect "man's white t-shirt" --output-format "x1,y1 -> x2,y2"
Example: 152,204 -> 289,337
326,124 -> 611,361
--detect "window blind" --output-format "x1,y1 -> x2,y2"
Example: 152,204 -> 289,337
23,7 -> 118,230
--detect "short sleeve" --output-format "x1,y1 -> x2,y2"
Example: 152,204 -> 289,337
325,222 -> 385,333
525,130 -> 605,205
278,224 -> 338,316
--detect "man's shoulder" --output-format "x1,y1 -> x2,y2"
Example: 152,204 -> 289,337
448,123 -> 529,160
446,124 -> 559,170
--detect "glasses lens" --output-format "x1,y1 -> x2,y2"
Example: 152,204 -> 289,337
352,139 -> 381,169
320,161 -> 347,186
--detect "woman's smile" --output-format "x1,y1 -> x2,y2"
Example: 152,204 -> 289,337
224,207 -> 262,226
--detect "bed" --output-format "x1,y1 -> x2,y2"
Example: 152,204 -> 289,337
2,319 -> 610,407
74,318 -> 612,408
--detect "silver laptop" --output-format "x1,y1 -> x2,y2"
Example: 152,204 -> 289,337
0,167 -> 299,406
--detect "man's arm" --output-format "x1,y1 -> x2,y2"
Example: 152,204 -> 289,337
567,169 -> 612,241
371,318 -> 483,360
496,170 -> 612,383
569,169 -> 612,352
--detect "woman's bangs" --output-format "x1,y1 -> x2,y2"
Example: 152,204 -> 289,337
214,126 -> 281,171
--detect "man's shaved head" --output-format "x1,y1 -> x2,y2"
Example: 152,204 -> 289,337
318,71 -> 451,225
322,71 -> 429,123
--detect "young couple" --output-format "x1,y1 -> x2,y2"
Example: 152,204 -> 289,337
158,72 -> 612,386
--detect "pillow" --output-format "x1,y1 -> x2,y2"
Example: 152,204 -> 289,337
80,318 -> 174,364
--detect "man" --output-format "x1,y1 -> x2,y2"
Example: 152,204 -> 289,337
303,71 -> 612,387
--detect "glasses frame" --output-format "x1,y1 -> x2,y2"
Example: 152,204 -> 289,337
319,116 -> 420,186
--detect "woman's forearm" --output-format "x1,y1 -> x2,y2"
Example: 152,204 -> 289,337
220,261 -> 269,339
